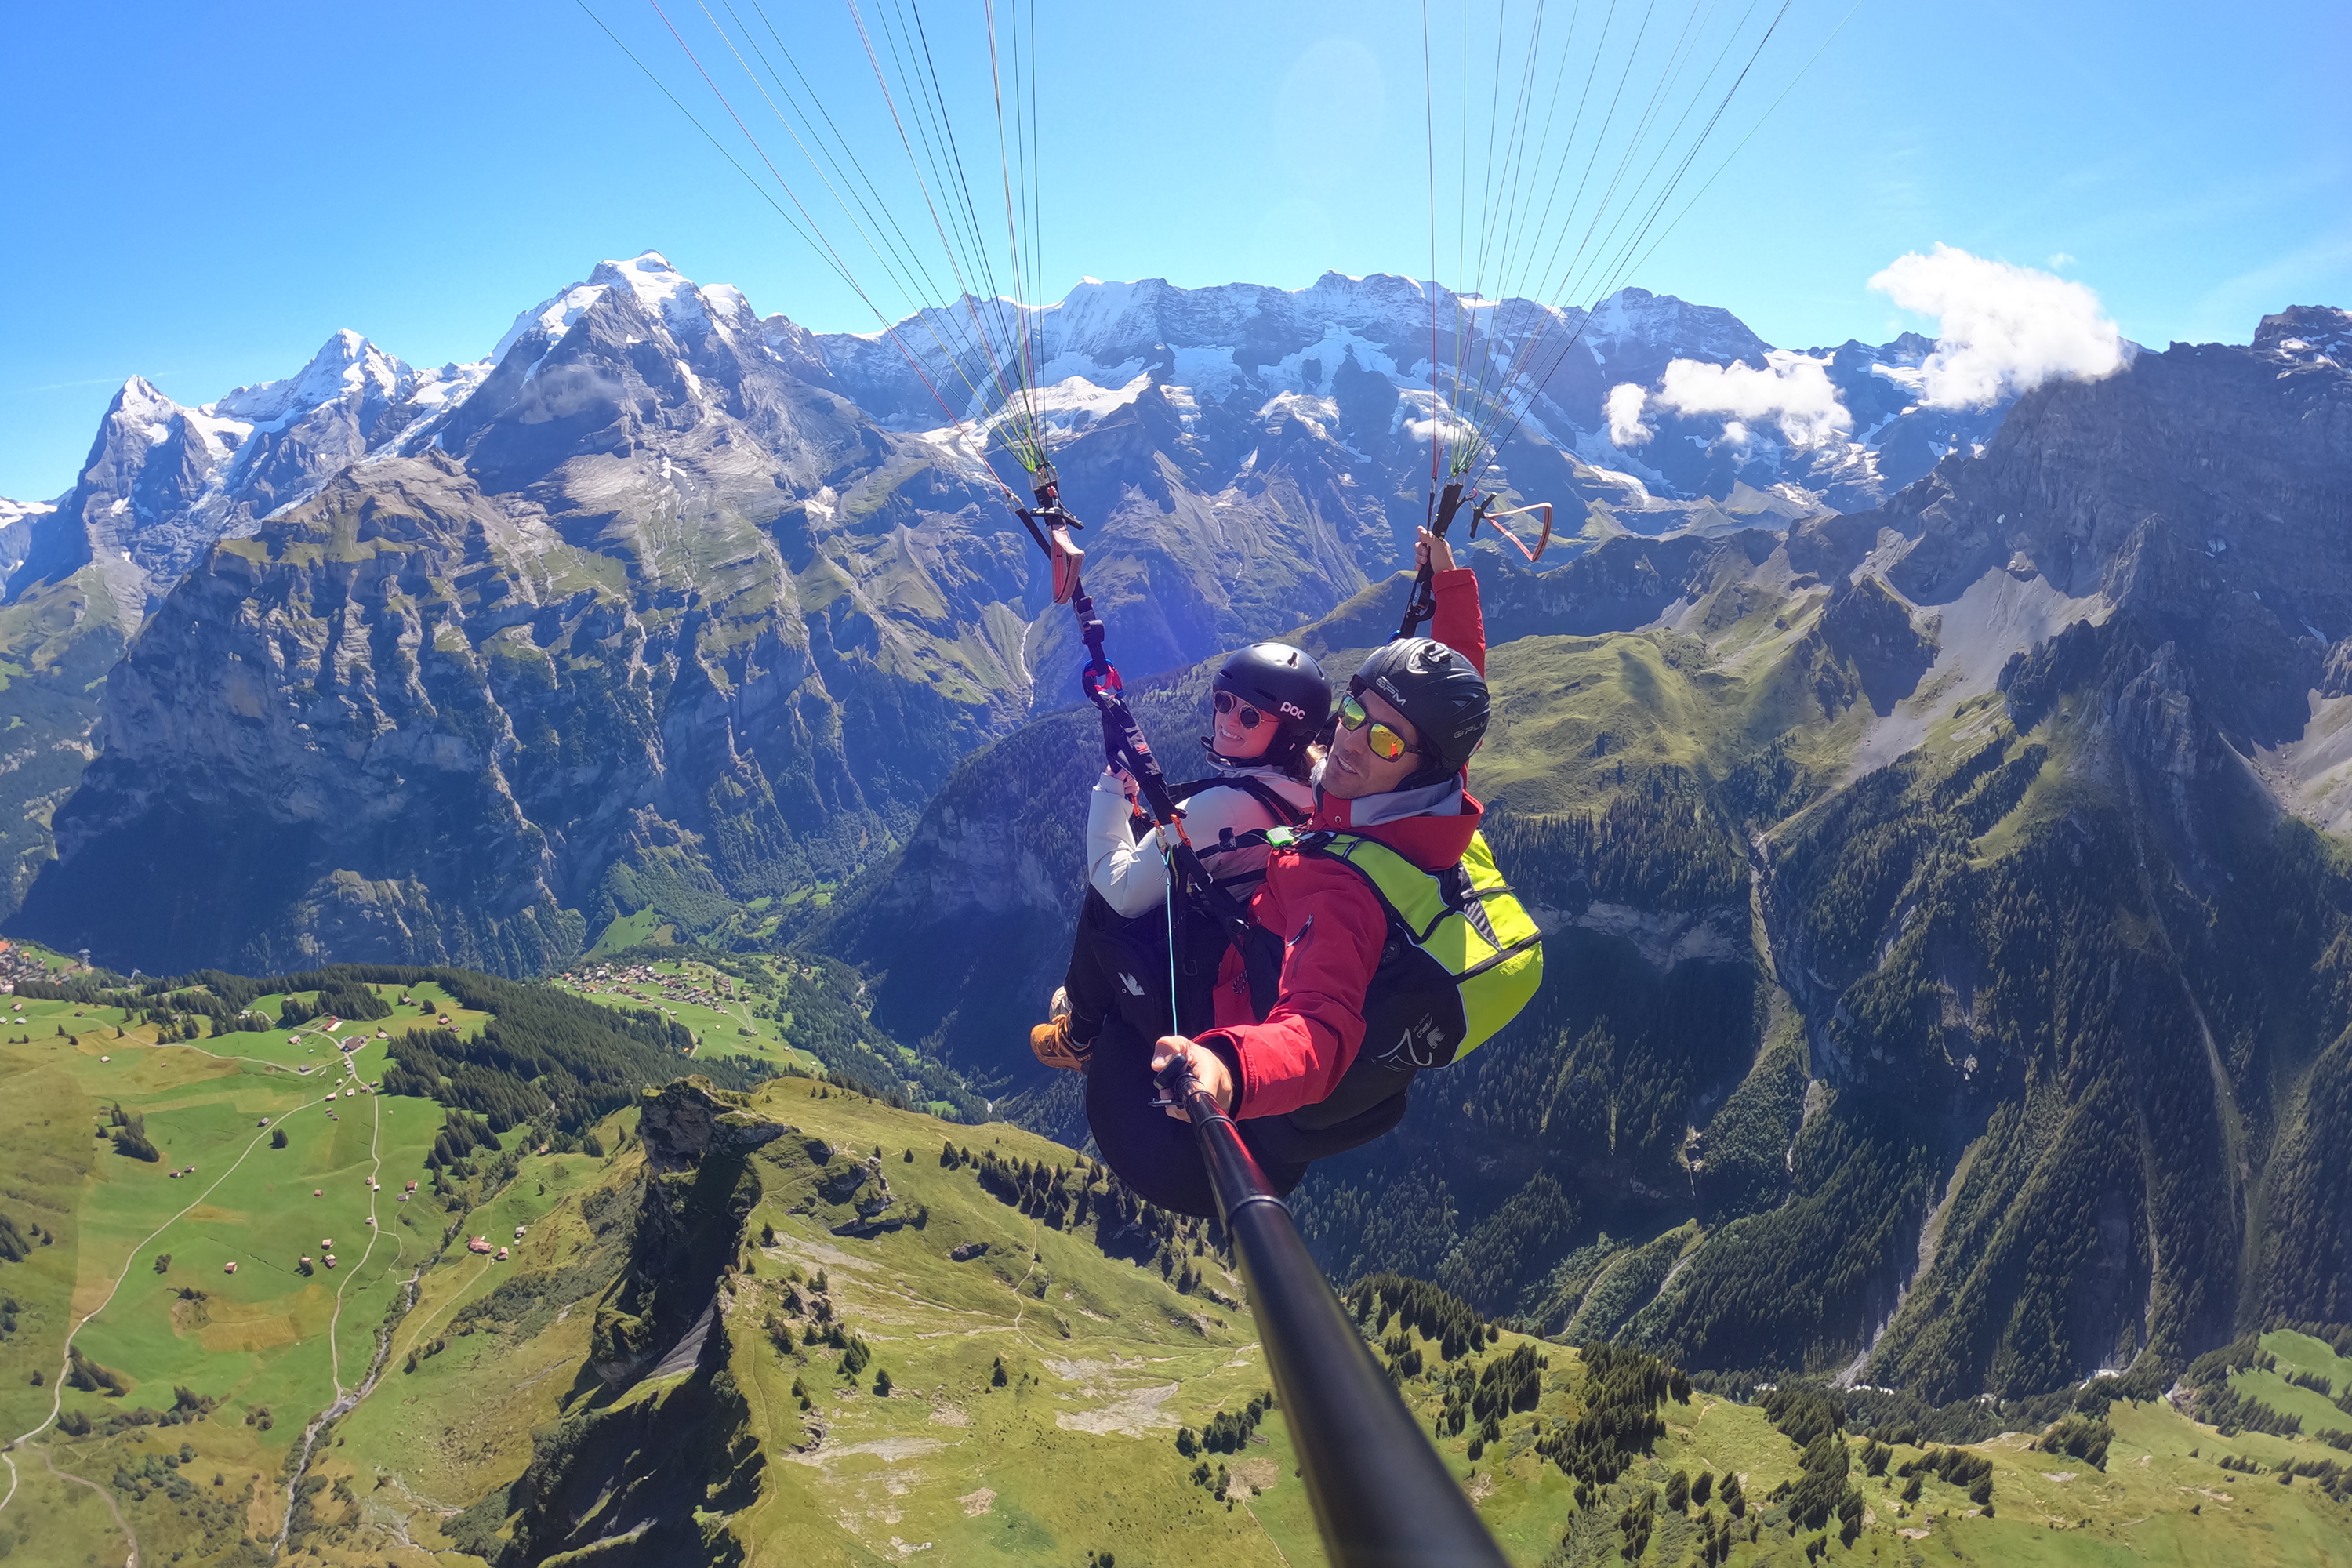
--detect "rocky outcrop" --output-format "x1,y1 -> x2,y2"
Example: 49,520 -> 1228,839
639,1080 -> 790,1174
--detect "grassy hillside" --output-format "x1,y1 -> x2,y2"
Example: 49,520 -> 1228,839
5,937 -> 2352,1565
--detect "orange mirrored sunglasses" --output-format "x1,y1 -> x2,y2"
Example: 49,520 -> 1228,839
1337,694 -> 1417,762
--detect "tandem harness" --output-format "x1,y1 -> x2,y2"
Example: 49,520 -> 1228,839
1019,464 -> 1542,1161
1131,821 -> 1546,1167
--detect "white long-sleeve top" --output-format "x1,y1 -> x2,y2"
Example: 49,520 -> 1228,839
1085,764 -> 1316,919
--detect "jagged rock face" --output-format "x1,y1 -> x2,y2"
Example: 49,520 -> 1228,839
1868,334 -> 2351,626
2257,303 -> 2352,365
13,422 -> 1019,973
0,495 -> 52,580
0,564 -> 126,915
14,253 -> 1051,967
4,335 -> 485,626
638,1080 -> 788,1174
1807,318 -> 2352,773
0,343 -> 488,926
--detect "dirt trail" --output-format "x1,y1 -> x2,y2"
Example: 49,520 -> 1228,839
325,1053 -> 398,1395
42,1443 -> 138,1567
275,1060 -> 412,1559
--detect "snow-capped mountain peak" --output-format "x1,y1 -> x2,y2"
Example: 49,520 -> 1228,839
491,250 -> 750,368
9,331 -> 491,619
8,255 -> 2063,629
214,328 -> 406,425
590,250 -> 729,336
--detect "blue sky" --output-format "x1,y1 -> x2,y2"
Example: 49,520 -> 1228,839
2,0 -> 2345,503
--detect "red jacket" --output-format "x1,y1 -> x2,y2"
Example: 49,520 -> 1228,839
1196,568 -> 1486,1119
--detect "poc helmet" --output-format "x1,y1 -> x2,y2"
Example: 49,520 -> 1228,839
1352,637 -> 1490,783
1211,642 -> 1332,768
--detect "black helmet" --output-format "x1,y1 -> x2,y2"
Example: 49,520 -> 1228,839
1352,637 -> 1489,778
1211,642 -> 1331,766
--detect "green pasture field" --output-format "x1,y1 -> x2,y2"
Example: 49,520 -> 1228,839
2269,1330 -> 2352,1391
1,998 -> 453,1427
718,1076 -> 1305,1566
2233,1363 -> 2352,1438
294,1069 -> 2352,1567
0,971 -> 487,1566
586,909 -> 670,956
2252,1330 -> 2352,1433
9,956 -> 2352,1566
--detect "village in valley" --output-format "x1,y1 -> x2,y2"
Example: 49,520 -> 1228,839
550,949 -> 824,1073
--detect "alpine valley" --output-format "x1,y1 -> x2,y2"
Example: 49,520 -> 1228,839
4,254 -> 2352,1566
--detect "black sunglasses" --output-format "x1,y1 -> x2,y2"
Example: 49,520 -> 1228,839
1213,691 -> 1265,728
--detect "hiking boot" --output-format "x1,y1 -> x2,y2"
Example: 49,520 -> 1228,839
1029,1014 -> 1091,1071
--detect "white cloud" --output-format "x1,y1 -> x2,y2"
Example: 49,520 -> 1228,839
1867,243 -> 2123,408
1604,383 -> 1654,446
1653,351 -> 1853,446
2046,252 -> 2076,269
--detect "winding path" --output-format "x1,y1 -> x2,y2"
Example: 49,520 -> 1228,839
274,1047 -> 411,1559
42,1443 -> 137,1568
0,1064 -> 339,1521
324,1050 -> 400,1396
0,1030 -> 400,1568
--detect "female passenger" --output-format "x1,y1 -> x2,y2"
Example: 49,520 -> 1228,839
1029,641 -> 1332,1069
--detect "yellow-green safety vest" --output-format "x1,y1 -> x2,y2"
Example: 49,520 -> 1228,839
1272,826 -> 1544,1069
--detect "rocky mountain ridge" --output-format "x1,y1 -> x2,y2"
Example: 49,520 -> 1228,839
2,256 -> 2019,628
1,253 -> 2009,967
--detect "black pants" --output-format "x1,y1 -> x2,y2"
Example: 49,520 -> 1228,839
1059,887 -> 1159,1046
1083,1017 -> 1310,1220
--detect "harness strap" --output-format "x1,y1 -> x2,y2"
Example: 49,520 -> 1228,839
1285,829 -> 1512,959
1167,773 -> 1309,828
1457,932 -> 1544,981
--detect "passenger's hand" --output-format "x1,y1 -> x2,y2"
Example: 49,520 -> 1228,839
1416,525 -> 1456,575
1150,1036 -> 1234,1121
1107,765 -> 1140,804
